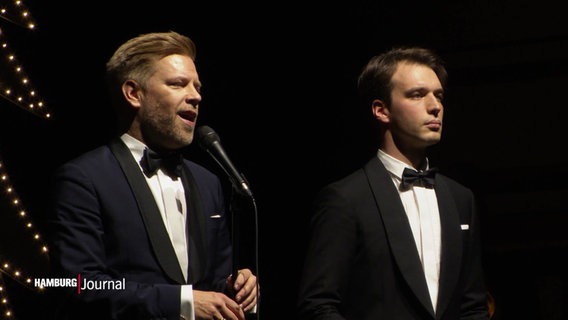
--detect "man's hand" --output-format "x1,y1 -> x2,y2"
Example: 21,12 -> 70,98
228,268 -> 258,313
193,290 -> 245,320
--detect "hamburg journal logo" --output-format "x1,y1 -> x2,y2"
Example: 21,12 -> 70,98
34,274 -> 126,294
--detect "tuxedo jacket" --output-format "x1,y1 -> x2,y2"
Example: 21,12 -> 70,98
47,138 -> 232,320
297,157 -> 489,320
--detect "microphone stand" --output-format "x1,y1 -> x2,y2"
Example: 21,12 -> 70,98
228,184 -> 252,292
228,180 -> 259,320
229,186 -> 242,283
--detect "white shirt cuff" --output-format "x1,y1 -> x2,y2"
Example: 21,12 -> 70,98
180,284 -> 194,320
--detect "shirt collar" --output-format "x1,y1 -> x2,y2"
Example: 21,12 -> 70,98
377,149 -> 431,180
120,133 -> 147,164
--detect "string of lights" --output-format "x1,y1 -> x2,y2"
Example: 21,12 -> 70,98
0,0 -> 51,119
0,0 -> 36,29
0,160 -> 49,256
1,2 -> 50,318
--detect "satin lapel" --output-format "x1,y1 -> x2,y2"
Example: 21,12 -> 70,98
432,176 -> 462,317
180,165 -> 207,284
363,158 -> 435,316
108,138 -> 185,284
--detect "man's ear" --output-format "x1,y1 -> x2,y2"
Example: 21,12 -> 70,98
122,80 -> 142,108
371,99 -> 390,124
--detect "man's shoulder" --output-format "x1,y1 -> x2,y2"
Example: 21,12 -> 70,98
318,160 -> 377,198
51,141 -> 123,183
61,144 -> 114,167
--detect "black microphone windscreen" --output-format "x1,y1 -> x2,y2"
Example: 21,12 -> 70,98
196,125 -> 220,150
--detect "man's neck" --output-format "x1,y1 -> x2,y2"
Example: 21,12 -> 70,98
379,144 -> 427,170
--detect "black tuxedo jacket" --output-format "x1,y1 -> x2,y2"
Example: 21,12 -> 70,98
47,138 -> 232,319
297,157 -> 489,320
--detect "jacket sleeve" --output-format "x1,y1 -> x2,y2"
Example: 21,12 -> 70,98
47,162 -> 182,319
297,185 -> 355,320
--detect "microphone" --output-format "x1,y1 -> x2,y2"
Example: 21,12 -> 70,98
196,125 -> 253,198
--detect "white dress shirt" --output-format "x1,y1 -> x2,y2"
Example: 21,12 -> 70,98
120,134 -> 195,320
378,149 -> 441,311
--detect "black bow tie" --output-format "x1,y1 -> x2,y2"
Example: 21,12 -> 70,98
141,148 -> 183,177
401,167 -> 438,189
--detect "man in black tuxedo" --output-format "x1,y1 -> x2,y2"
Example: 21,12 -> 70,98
297,47 -> 490,319
47,31 -> 258,320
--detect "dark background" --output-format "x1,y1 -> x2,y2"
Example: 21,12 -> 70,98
1,1 -> 568,319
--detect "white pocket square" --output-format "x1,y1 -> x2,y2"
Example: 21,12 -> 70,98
460,224 -> 469,230
210,214 -> 221,219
